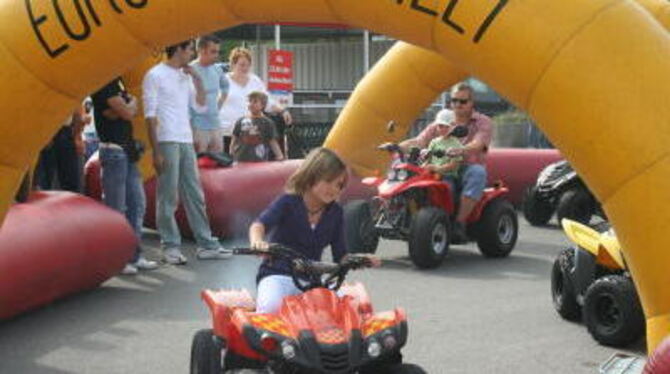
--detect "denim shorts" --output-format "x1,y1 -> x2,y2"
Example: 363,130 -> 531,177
461,164 -> 487,200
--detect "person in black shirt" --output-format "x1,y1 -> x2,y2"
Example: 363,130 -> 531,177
34,108 -> 85,192
91,77 -> 158,275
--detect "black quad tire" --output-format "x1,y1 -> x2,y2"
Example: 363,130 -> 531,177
556,188 -> 595,225
551,248 -> 581,321
344,200 -> 379,254
523,186 -> 554,226
190,329 -> 224,374
583,275 -> 645,347
475,199 -> 518,258
408,207 -> 449,269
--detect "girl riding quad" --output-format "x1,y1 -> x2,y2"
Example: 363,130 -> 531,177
249,147 -> 380,314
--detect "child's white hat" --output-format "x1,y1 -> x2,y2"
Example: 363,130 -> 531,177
435,109 -> 455,125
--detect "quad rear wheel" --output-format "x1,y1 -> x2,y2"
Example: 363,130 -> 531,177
556,187 -> 594,225
523,186 -> 554,226
583,275 -> 645,347
475,199 -> 518,258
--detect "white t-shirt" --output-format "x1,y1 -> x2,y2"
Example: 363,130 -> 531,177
219,73 -> 267,136
143,63 -> 206,143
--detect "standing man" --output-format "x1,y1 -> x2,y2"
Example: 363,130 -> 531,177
190,35 -> 229,154
143,40 -> 231,265
400,82 -> 493,242
91,77 -> 158,275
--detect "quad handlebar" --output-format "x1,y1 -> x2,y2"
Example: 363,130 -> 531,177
234,245 -> 374,292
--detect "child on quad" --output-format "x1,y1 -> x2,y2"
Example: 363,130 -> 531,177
421,109 -> 464,196
249,147 -> 380,313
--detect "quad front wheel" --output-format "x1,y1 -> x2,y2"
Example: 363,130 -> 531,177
550,248 -> 581,321
408,207 -> 449,269
380,363 -> 427,374
344,200 -> 379,254
190,329 -> 224,374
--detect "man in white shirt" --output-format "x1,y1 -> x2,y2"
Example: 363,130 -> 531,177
143,39 -> 231,265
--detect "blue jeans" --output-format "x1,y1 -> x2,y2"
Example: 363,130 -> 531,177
442,175 -> 458,200
99,147 -> 146,262
156,142 -> 220,250
461,164 -> 487,200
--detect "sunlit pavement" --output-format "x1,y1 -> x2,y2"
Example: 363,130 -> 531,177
0,214 -> 644,373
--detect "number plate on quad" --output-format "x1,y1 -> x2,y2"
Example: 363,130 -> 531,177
599,353 -> 645,374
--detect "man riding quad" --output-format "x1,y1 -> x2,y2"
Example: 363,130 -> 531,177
399,82 -> 493,243
344,85 -> 517,268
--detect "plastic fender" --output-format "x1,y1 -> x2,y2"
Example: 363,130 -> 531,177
228,309 -> 268,361
598,235 -> 626,270
466,187 -> 509,223
201,289 -> 256,337
561,219 -> 601,257
340,282 -> 374,317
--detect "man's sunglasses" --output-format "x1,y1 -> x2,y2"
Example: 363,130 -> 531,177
450,98 -> 470,105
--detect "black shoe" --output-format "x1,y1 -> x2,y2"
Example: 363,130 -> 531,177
452,221 -> 469,244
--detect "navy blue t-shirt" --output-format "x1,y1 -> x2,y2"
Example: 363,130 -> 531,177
256,193 -> 347,282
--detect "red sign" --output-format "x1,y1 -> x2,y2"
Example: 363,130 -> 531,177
267,49 -> 293,93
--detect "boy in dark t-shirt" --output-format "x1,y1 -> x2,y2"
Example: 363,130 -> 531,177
230,91 -> 284,162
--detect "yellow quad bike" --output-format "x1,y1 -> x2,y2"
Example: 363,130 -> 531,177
550,219 -> 645,347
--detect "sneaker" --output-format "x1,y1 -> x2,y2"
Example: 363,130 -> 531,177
121,263 -> 138,275
452,221 -> 469,244
134,257 -> 159,270
196,246 -> 233,260
163,248 -> 188,265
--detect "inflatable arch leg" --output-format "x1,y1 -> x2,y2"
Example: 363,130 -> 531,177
1,0 -> 670,351
329,0 -> 670,176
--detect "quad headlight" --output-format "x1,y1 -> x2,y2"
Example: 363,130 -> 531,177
367,339 -> 382,358
281,341 -> 296,360
396,169 -> 410,181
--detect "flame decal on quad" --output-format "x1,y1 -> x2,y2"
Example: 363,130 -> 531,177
315,326 -> 347,344
249,314 -> 292,337
362,313 -> 397,337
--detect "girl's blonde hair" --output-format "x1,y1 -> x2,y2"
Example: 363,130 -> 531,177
229,47 -> 252,66
286,148 -> 348,195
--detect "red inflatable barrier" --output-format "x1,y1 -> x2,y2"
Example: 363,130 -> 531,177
85,148 -> 560,238
645,336 -> 670,373
142,160 -> 373,238
0,192 -> 137,319
485,148 -> 562,206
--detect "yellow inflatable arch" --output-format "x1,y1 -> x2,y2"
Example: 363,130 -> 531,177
1,0 -> 670,351
325,0 -> 670,353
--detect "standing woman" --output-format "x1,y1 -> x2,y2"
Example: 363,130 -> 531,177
219,47 -> 292,154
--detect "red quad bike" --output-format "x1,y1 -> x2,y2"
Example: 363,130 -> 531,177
191,245 -> 425,374
345,128 -> 518,269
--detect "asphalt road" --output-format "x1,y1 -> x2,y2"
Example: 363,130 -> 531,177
0,215 -> 645,373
